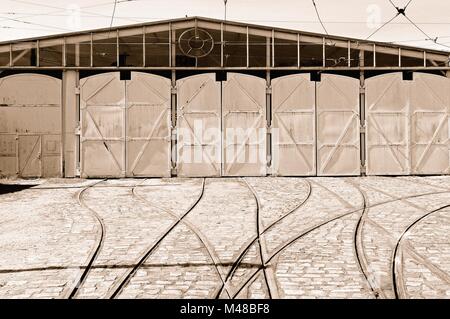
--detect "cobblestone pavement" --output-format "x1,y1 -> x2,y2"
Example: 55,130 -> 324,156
0,176 -> 449,299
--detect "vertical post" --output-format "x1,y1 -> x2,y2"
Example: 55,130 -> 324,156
90,33 -> 93,67
266,70 -> 272,175
63,37 -> 67,67
169,23 -> 172,68
359,49 -> 366,176
36,40 -> 40,67
62,70 -> 80,177
348,40 -> 351,67
246,26 -> 249,68
297,34 -> 300,68
373,44 -> 376,67
171,70 -> 177,176
322,37 -> 326,67
423,51 -> 426,68
398,48 -> 401,67
9,43 -> 12,67
221,23 -> 224,67
271,29 -> 275,67
266,36 -> 270,68
116,29 -> 120,67
170,24 -> 176,67
75,43 -> 80,67
142,26 -> 146,67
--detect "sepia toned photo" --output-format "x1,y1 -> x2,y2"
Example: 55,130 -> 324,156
0,0 -> 449,310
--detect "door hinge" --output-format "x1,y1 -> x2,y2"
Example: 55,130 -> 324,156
75,86 -> 80,95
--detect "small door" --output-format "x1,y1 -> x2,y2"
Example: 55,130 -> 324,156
18,135 -> 41,177
80,73 -> 125,178
177,73 -> 221,177
316,74 -> 360,176
271,74 -> 316,176
222,73 -> 266,176
41,135 -> 61,177
126,72 -> 171,177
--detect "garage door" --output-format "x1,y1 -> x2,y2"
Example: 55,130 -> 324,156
316,74 -> 360,176
271,74 -> 316,176
366,73 -> 410,175
176,73 -> 221,177
410,73 -> 450,175
366,72 -> 450,175
80,72 -> 171,178
222,73 -> 266,176
0,74 -> 61,178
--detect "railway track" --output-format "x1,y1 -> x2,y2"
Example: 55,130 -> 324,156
214,178 -> 312,299
231,178 -> 450,299
392,204 -> 450,299
242,178 -> 273,299
231,177 -> 361,298
61,176 -> 450,299
66,179 -> 106,299
107,178 -> 231,299
107,178 -> 213,299
346,179 -> 384,299
350,178 -> 450,299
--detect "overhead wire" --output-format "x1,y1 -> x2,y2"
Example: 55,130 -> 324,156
0,0 -> 142,33
365,13 -> 399,40
5,0 -> 143,24
110,0 -> 118,30
311,0 -> 328,35
387,0 -> 450,50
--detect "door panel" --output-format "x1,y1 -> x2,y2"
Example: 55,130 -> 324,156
366,73 -> 410,175
0,74 -> 61,178
316,74 -> 360,176
80,73 -> 125,177
222,73 -> 266,176
271,74 -> 315,176
177,73 -> 221,177
126,72 -> 171,177
410,73 -> 450,175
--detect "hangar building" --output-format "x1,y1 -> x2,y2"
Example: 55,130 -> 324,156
0,17 -> 449,178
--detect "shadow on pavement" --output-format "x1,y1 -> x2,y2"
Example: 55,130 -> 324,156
0,184 -> 37,195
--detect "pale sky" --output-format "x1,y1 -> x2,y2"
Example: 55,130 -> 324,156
1,0 -> 450,51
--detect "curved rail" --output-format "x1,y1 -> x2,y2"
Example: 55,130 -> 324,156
67,179 -> 106,299
108,178 -> 207,299
215,178 -> 312,298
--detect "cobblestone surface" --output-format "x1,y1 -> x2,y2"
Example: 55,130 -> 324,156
0,176 -> 449,299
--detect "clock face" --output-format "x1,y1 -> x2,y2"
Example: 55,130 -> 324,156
178,28 -> 214,58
